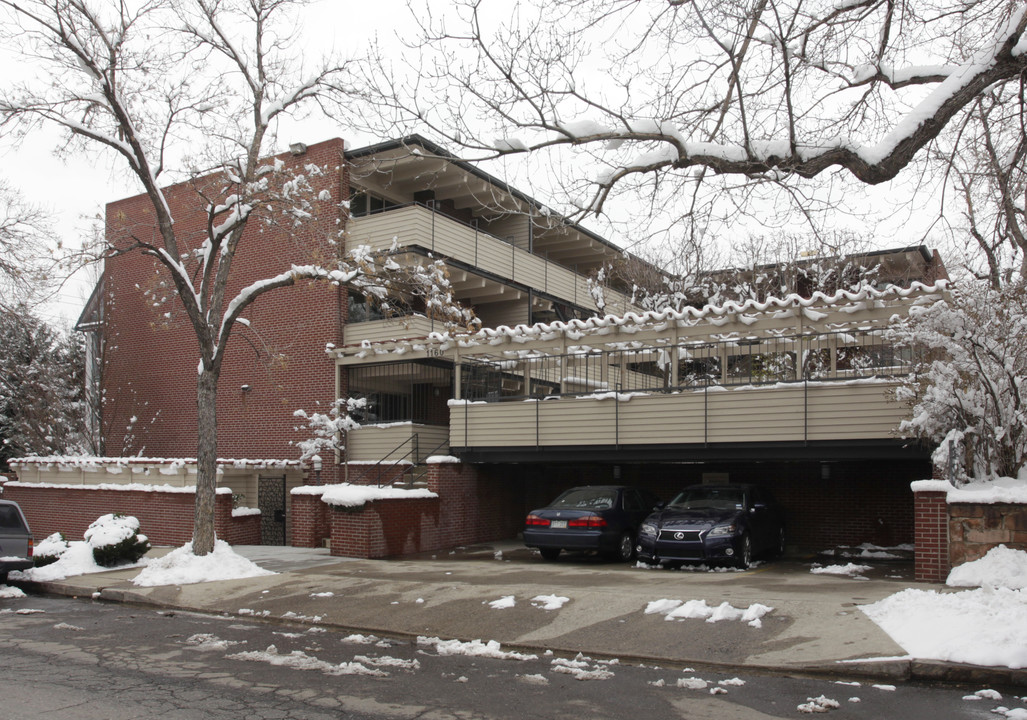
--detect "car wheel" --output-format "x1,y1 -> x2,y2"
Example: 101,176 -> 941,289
611,531 -> 635,563
539,547 -> 561,561
735,533 -> 752,569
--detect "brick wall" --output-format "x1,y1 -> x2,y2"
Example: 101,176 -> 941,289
949,503 -> 1027,566
99,138 -> 350,484
914,490 -> 949,582
3,484 -> 258,547
289,493 -> 330,548
325,463 -> 523,558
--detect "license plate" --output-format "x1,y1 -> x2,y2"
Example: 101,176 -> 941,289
550,520 -> 567,529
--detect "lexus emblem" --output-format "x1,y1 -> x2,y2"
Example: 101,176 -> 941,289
674,532 -> 685,540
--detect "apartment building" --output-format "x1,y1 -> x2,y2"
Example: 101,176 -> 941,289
9,135 -> 947,558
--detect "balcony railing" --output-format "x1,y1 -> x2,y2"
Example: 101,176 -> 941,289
347,203 -> 639,315
459,329 -> 913,401
450,379 -> 907,451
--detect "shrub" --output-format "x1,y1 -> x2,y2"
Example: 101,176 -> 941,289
33,532 -> 69,567
84,514 -> 151,567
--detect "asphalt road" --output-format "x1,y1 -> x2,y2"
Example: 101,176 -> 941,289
0,595 -> 1014,720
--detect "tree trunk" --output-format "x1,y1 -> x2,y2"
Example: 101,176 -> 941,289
194,368 -> 219,555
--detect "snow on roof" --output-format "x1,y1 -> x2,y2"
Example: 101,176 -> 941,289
335,281 -> 947,358
9,456 -> 304,472
3,480 -> 232,494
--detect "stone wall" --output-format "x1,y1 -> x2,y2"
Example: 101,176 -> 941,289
949,502 -> 1027,566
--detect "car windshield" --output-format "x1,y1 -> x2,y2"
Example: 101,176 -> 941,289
550,489 -> 617,511
668,487 -> 744,511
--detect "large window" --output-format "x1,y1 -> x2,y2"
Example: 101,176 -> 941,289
349,361 -> 452,425
349,187 -> 399,217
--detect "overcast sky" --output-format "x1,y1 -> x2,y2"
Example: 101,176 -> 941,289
2,0 -> 945,328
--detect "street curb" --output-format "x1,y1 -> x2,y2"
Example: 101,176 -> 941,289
18,577 -> 1027,690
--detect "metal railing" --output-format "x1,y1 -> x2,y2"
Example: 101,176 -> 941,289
348,201 -> 635,315
459,329 -> 914,402
349,432 -> 451,488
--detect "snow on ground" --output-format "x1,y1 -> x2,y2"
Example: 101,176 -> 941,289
645,598 -> 773,627
948,545 -> 1027,589
227,645 -> 388,676
0,585 -> 26,598
550,653 -> 616,681
487,595 -> 516,609
12,541 -> 135,583
862,546 -> 1027,668
810,563 -> 872,579
417,636 -> 538,661
531,594 -> 569,610
819,542 -> 912,560
132,540 -> 275,587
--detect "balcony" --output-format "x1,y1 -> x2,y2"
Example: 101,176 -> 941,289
449,379 -> 908,454
342,314 -> 436,347
347,204 -> 639,315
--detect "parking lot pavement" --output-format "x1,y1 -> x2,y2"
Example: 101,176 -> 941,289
18,539 -> 955,681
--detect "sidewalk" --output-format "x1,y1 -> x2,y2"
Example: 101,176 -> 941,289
17,541 -> 1027,687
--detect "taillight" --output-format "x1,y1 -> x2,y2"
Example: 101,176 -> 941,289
568,515 -> 607,528
27,537 -> 33,558
525,514 -> 550,527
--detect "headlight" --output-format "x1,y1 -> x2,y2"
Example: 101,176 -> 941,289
708,523 -> 737,537
639,523 -> 658,537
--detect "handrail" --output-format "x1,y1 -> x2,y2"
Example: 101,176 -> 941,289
350,434 -> 419,488
350,432 -> 452,488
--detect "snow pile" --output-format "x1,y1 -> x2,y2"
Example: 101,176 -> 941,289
861,586 -> 1027,668
184,633 -> 244,651
810,563 -> 872,579
487,595 -> 516,609
645,598 -> 773,627
12,540 -> 119,582
132,540 -> 275,587
295,482 -> 437,508
798,695 -> 841,713
417,636 -> 538,661
0,585 -> 26,598
228,645 -> 386,676
821,543 -> 910,559
531,594 -> 569,610
550,653 -> 616,681
947,546 -> 1027,589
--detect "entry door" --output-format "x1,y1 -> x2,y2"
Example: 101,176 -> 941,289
258,475 -> 287,545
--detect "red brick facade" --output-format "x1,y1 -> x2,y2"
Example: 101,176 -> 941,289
914,490 -> 950,582
98,138 -> 350,484
4,484 -> 260,547
289,493 -> 330,548
296,463 -> 523,558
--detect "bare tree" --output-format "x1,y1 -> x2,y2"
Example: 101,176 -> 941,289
365,0 -> 1027,241
940,82 -> 1027,287
0,180 -> 62,311
0,0 -> 470,555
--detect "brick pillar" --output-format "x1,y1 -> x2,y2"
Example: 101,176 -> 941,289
914,489 -> 950,582
289,493 -> 329,548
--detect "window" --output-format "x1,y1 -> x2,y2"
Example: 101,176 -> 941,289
349,187 -> 399,217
